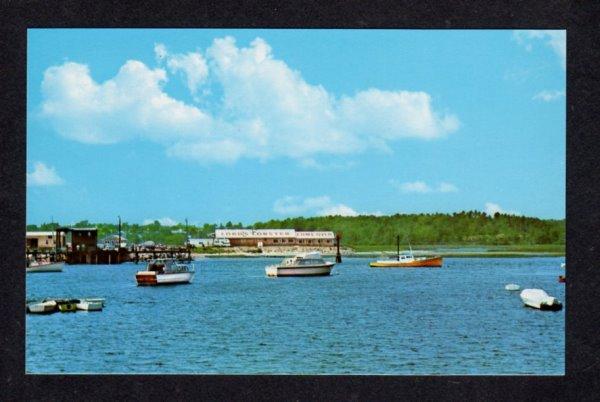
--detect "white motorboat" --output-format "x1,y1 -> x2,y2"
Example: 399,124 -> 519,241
26,260 -> 64,273
136,258 -> 195,285
265,251 -> 335,277
27,299 -> 58,314
520,289 -> 563,311
505,283 -> 520,291
75,299 -> 103,311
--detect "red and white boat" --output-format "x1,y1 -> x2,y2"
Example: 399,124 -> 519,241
265,251 -> 335,277
135,259 -> 195,286
370,237 -> 442,268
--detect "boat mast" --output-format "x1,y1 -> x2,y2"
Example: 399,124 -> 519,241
397,234 -> 400,261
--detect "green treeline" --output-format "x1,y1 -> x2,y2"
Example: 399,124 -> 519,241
27,211 -> 564,247
252,211 -> 565,246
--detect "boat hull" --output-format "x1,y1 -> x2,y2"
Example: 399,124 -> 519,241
76,300 -> 103,311
370,256 -> 443,268
136,271 -> 194,285
520,289 -> 563,311
27,300 -> 57,314
26,262 -> 64,273
266,263 -> 334,277
56,300 -> 77,312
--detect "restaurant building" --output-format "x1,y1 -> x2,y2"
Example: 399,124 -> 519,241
214,229 -> 335,247
26,231 -> 64,251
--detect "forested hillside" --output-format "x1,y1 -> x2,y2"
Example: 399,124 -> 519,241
27,211 -> 564,247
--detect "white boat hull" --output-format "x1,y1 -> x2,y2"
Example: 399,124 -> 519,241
27,300 -> 57,314
520,289 -> 562,311
266,263 -> 334,277
26,262 -> 64,273
136,271 -> 194,285
76,300 -> 103,311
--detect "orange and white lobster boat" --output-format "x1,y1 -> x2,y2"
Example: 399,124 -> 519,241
135,258 -> 195,286
369,237 -> 442,268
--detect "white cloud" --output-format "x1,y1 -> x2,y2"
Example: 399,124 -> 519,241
142,217 -> 178,226
156,43 -> 209,96
318,204 -> 359,217
532,90 -> 565,102
154,43 -> 167,62
41,61 -> 212,145
438,182 -> 459,193
484,202 -> 520,217
398,181 -> 432,193
273,195 -> 378,217
390,180 -> 458,194
513,30 -> 566,70
40,36 -> 460,164
27,162 -> 65,186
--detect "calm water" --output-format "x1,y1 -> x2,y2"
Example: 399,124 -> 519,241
26,257 -> 565,374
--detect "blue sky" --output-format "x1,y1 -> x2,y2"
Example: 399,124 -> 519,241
27,29 -> 565,225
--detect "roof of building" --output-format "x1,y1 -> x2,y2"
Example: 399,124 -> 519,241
215,229 -> 335,239
26,231 -> 55,237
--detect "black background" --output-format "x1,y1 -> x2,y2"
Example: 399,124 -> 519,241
1,1 -> 598,400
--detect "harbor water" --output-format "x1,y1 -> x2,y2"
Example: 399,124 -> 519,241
26,257 -> 565,374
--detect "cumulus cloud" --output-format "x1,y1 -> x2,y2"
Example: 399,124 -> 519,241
27,162 -> 65,186
390,180 -> 458,194
40,36 -> 460,164
41,61 -> 212,144
272,195 -> 380,217
155,43 -> 209,96
532,90 -> 565,102
513,30 -> 566,69
142,217 -> 179,226
484,202 -> 521,217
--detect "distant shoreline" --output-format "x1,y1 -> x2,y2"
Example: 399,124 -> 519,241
192,250 -> 565,259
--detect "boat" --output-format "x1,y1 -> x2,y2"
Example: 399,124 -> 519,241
56,299 -> 78,313
505,283 -> 520,291
75,299 -> 103,311
26,260 -> 64,273
27,299 -> 58,314
520,289 -> 563,311
369,236 -> 442,268
135,258 -> 195,285
265,251 -> 335,277
559,262 -> 566,283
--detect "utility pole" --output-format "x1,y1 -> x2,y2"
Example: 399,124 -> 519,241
336,232 -> 342,263
118,215 -> 122,264
118,215 -> 122,249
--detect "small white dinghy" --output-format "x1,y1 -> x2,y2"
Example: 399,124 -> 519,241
27,299 -> 57,314
520,289 -> 563,311
505,283 -> 520,291
75,299 -> 103,311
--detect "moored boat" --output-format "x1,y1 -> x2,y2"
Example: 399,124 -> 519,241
27,299 -> 58,314
135,258 -> 195,285
265,251 -> 335,277
520,289 -> 563,311
26,260 -> 64,273
56,299 -> 78,313
558,262 -> 566,283
505,283 -> 520,291
75,299 -> 103,311
369,236 -> 442,268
